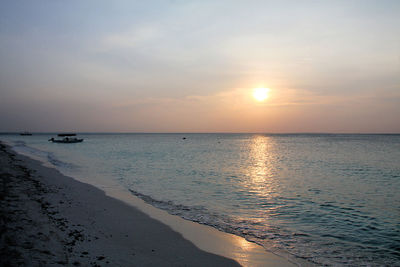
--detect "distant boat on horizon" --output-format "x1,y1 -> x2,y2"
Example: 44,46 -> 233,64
20,132 -> 32,136
49,133 -> 83,143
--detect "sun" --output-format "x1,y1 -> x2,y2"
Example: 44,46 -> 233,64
253,88 -> 270,101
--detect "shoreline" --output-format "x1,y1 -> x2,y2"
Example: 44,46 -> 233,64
0,141 -> 298,266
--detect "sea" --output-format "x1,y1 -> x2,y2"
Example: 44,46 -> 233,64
1,133 -> 399,266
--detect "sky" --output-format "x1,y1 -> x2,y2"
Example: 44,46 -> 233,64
0,0 -> 399,133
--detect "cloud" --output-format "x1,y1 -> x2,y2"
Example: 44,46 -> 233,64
100,25 -> 162,50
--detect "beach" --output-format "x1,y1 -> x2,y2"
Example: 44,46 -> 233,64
0,141 -> 295,266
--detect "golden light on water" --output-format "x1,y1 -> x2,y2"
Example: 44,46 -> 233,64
243,135 -> 279,199
252,88 -> 270,102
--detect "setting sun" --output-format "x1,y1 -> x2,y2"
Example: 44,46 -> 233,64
253,88 -> 270,101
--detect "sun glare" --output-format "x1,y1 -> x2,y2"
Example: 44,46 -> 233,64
253,88 -> 269,102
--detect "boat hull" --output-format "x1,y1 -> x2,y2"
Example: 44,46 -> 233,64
50,139 -> 83,143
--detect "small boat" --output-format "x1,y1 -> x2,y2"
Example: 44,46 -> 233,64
49,137 -> 83,143
49,133 -> 84,143
20,132 -> 32,136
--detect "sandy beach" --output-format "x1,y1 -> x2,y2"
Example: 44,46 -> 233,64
0,142 -> 295,266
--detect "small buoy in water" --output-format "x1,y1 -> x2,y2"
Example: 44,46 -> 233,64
182,137 -> 186,140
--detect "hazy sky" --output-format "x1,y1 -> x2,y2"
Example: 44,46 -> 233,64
1,0 -> 399,133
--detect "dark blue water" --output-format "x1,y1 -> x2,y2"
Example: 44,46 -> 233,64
3,133 -> 400,266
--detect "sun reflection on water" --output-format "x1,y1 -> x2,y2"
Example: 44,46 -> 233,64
244,135 -> 279,200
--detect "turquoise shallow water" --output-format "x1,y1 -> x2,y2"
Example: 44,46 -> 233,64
2,133 -> 400,266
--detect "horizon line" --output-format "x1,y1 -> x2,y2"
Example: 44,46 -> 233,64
1,131 -> 400,135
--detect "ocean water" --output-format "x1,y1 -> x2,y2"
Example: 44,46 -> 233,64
2,133 -> 399,266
